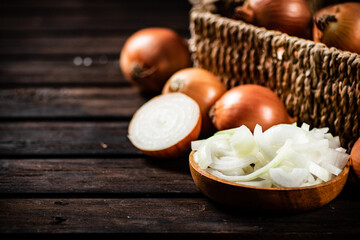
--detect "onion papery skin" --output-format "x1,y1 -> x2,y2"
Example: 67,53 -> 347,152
128,93 -> 201,159
350,138 -> 360,182
313,2 -> 360,54
234,0 -> 312,39
120,28 -> 191,94
162,68 -> 227,137
210,84 -> 296,132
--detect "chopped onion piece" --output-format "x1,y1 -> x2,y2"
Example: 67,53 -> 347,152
335,147 -> 347,153
326,135 -> 341,149
254,125 -> 276,160
191,140 -> 205,151
292,139 -> 329,153
270,168 -> 310,188
230,125 -> 257,157
320,148 -> 349,170
236,178 -> 272,188
210,155 -> 257,171
301,122 -> 310,131
206,140 -> 292,182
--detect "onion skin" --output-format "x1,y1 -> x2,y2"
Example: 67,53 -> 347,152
210,84 -> 297,132
350,138 -> 360,182
162,68 -> 227,137
140,116 -> 201,159
313,2 -> 360,54
234,0 -> 312,39
120,28 -> 190,94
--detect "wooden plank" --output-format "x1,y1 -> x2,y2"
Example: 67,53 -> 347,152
0,198 -> 359,238
0,158 -> 198,195
0,57 -> 128,85
0,36 -> 129,55
0,1 -> 191,34
0,87 -> 146,118
0,0 -> 191,9
0,122 -> 143,156
0,35 -> 191,56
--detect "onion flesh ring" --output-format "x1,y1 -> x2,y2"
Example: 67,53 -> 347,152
128,93 -> 201,158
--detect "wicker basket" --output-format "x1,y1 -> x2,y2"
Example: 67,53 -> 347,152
189,0 -> 360,150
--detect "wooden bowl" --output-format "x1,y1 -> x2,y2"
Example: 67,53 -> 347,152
189,151 -> 350,212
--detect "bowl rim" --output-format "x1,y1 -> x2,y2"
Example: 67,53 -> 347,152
189,150 -> 351,191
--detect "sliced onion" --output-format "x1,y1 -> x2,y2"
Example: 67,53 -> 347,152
210,155 -> 257,171
270,168 -> 310,188
206,139 -> 292,182
235,178 -> 272,188
229,125 -> 257,157
191,139 -> 206,151
191,123 -> 350,188
253,125 -> 276,160
128,93 -> 201,158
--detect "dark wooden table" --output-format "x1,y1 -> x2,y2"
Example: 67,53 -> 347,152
1,0 -> 360,239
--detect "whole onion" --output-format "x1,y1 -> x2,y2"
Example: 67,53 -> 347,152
313,2 -> 360,54
210,84 -> 297,132
234,0 -> 312,39
120,28 -> 190,94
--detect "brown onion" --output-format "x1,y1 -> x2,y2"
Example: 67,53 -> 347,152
350,137 -> 360,182
313,2 -> 360,54
234,0 -> 312,39
210,84 -> 296,132
120,28 -> 190,94
128,93 -> 201,159
162,68 -> 226,137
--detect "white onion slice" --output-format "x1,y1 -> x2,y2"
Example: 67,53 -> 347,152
206,140 -> 292,182
270,168 -> 310,188
128,93 -> 201,158
210,155 -> 257,171
191,140 -> 205,151
235,178 -> 272,188
230,125 -> 257,157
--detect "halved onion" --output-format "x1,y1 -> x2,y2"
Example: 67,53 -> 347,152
128,93 -> 201,158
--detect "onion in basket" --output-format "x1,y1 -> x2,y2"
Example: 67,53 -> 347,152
313,2 -> 360,54
191,123 -> 350,188
128,93 -> 201,159
233,0 -> 312,39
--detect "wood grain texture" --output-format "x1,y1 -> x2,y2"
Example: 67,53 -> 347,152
0,36 -> 129,55
0,87 -> 146,118
0,158 -> 197,195
0,122 -> 141,156
0,58 -> 127,85
0,198 -> 359,237
0,0 -> 191,34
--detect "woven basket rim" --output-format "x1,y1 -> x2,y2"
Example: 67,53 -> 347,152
190,7 -> 360,61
